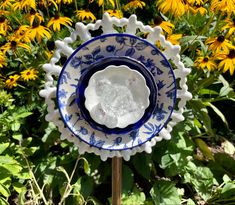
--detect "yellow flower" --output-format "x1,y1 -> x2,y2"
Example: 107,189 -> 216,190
0,51 -> 7,68
75,10 -> 96,22
12,0 -> 36,11
28,24 -> 51,42
211,0 -> 235,14
0,16 -> 11,36
1,39 -> 31,54
190,5 -> 207,15
167,34 -> 183,45
216,49 -> 235,75
12,25 -> 31,43
5,74 -> 20,89
186,0 -> 203,5
26,9 -> 44,26
124,0 -> 146,11
56,0 -> 73,4
153,16 -> 174,34
0,0 -> 12,9
0,10 -> 9,16
206,35 -> 234,53
38,0 -> 58,10
222,18 -> 235,36
21,68 -> 38,81
98,0 -> 115,7
44,50 -> 54,60
47,14 -> 72,32
194,56 -> 217,71
105,10 -> 123,18
157,0 -> 186,17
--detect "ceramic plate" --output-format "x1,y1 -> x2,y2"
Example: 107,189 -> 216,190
75,56 -> 157,135
57,33 -> 176,151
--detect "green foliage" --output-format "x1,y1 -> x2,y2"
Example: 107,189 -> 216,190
150,181 -> 182,205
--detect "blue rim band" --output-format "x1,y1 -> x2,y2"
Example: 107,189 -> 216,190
76,56 -> 158,134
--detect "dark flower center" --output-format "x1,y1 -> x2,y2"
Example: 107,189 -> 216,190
233,18 -> 235,25
11,41 -> 17,47
32,21 -> 40,28
154,16 -> 163,25
217,35 -> 225,42
203,57 -> 209,62
26,72 -> 31,75
54,13 -> 60,19
228,50 -> 235,58
30,9 -> 36,15
10,78 -> 14,82
0,16 -> 5,23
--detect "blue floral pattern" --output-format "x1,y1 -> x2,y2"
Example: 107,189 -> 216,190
57,33 -> 176,151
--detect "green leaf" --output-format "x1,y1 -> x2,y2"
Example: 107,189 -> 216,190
14,112 -> 32,119
214,153 -> 235,174
12,182 -> 26,194
80,176 -> 94,198
204,102 -> 228,128
184,161 -> 215,200
195,74 -> 216,92
0,197 -> 9,205
218,75 -> 233,97
80,157 -> 90,175
12,133 -> 23,141
122,165 -> 134,193
11,122 -> 21,131
132,154 -> 151,180
0,183 -> 10,197
182,56 -> 194,67
194,138 -> 214,160
199,89 -> 218,96
0,143 -> 9,155
0,167 -> 11,181
72,179 -> 85,204
187,198 -> 196,205
189,100 -> 214,136
221,182 -> 235,198
150,181 -> 181,205
223,174 -> 231,183
122,187 -> 145,205
0,155 -> 18,165
159,136 -> 192,177
1,164 -> 22,176
21,137 -> 32,147
24,147 -> 39,156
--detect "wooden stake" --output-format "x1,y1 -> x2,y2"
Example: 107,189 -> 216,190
112,157 -> 122,205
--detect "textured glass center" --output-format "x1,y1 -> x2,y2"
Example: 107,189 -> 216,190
84,65 -> 150,128
98,83 -> 139,117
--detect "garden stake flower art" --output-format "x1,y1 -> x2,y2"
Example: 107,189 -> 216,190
40,13 -> 192,204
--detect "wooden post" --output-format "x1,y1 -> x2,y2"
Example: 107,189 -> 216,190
112,157 -> 122,205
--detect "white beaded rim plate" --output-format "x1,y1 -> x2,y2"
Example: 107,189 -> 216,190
57,33 -> 177,151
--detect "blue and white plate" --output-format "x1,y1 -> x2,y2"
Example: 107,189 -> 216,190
75,56 -> 158,135
57,33 -> 176,151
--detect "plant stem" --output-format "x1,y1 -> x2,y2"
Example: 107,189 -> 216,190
58,157 -> 80,205
23,154 -> 48,205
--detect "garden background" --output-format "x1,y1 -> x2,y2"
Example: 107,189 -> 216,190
0,0 -> 235,204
